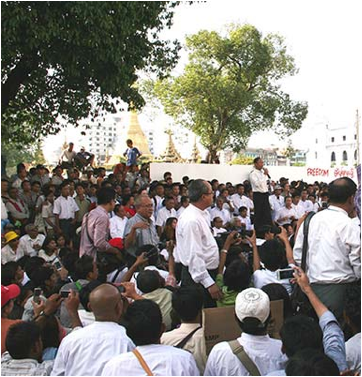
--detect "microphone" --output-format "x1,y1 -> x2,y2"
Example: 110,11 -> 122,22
263,169 -> 271,179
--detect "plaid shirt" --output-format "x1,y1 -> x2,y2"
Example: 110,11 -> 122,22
1,352 -> 54,376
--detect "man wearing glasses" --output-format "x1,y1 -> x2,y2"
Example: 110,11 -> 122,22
176,179 -> 222,308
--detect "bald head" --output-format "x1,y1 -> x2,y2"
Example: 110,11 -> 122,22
328,177 -> 356,204
89,284 -> 123,321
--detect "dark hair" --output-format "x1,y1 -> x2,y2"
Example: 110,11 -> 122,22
261,283 -> 293,319
59,181 -> 70,190
24,257 -> 46,280
180,196 -> 189,205
188,179 -> 209,202
36,314 -> 60,349
136,244 -> 159,267
344,281 -> 361,331
75,182 -> 86,190
79,280 -> 102,312
42,237 -> 56,252
31,266 -> 55,290
285,349 -> 339,376
328,177 -> 357,204
20,180 -> 30,189
136,270 -> 161,293
253,157 -> 261,164
237,316 -> 270,336
223,259 -> 250,292
122,300 -> 162,346
172,286 -> 204,322
1,262 -> 20,286
74,255 -> 95,280
31,181 -> 41,188
280,315 -> 323,357
60,252 -> 79,280
258,240 -> 287,271
122,194 -> 134,206
238,206 -> 247,212
6,321 -> 41,359
97,187 -> 115,205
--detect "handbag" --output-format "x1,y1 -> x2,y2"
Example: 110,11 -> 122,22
290,211 -> 316,316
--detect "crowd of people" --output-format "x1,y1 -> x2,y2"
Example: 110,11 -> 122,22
1,143 -> 361,376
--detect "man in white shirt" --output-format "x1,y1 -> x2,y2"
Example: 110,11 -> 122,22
291,192 -> 306,219
59,142 -> 76,169
299,189 -> 314,213
109,204 -> 128,239
269,185 -> 285,221
231,184 -> 250,216
51,284 -> 134,376
152,183 -> 165,220
102,299 -> 199,376
155,196 -> 177,236
53,182 -> 79,243
204,288 -> 287,375
17,224 -> 45,257
293,177 -> 361,319
1,231 -> 23,264
176,196 -> 190,218
276,197 -> 297,226
210,196 -> 231,226
249,157 -> 272,230
176,179 -> 222,307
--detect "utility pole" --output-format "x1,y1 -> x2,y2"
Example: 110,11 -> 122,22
356,109 -> 361,165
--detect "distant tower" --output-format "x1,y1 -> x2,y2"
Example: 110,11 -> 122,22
126,110 -> 153,160
160,130 -> 184,163
191,137 -> 201,163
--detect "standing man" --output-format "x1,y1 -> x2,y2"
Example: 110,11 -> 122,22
123,139 -> 141,172
249,157 -> 272,230
293,177 -> 361,319
176,179 -> 222,308
59,142 -> 76,169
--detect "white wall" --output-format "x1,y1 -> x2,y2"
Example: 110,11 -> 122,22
150,163 -> 358,184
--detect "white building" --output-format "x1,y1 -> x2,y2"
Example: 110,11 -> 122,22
306,121 -> 359,167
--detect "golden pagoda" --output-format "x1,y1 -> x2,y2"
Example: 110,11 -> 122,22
190,136 -> 201,163
126,110 -> 153,160
160,130 -> 184,163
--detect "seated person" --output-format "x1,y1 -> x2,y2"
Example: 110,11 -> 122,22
212,216 -> 227,237
237,206 -> 253,230
74,146 -> 94,170
17,224 -> 46,258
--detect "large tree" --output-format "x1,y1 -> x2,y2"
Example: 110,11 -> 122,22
1,1 -> 181,144
150,25 -> 308,162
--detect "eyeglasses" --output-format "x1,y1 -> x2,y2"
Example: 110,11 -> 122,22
204,192 -> 213,196
141,204 -> 153,208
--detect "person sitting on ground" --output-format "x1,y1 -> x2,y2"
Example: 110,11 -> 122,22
212,217 -> 228,237
1,231 -> 22,264
176,195 -> 190,218
161,286 -> 207,374
1,321 -> 54,376
109,204 -> 128,239
17,224 -> 46,258
38,237 -> 60,265
102,299 -> 199,376
155,197 -> 177,237
210,196 -> 231,227
51,283 -> 135,376
215,231 -> 251,307
1,261 -> 25,286
74,146 -> 95,170
204,288 -> 287,376
237,206 -> 253,230
252,227 -> 295,295
6,186 -> 30,226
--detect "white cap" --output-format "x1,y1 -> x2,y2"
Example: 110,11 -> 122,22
235,288 -> 270,324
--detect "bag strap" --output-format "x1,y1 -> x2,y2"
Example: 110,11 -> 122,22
301,211 -> 316,271
132,348 -> 153,376
85,213 -> 94,246
228,340 -> 261,376
175,326 -> 202,349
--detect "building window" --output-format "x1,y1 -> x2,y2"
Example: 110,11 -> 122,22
331,152 -> 336,162
342,151 -> 348,161
315,152 -> 317,159
355,134 -> 357,140
343,135 -> 346,141
315,139 -> 318,144
354,150 -> 357,161
331,137 -> 334,142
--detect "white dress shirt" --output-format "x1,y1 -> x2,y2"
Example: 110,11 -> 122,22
210,207 -> 231,225
17,234 -> 45,257
51,321 -> 134,376
292,203 -> 306,219
155,206 -> 177,227
346,333 -> 361,373
53,196 -> 79,219
109,215 -> 128,238
176,204 -> 219,288
253,266 -> 293,295
269,195 -> 285,221
161,323 -> 207,374
238,215 -> 253,231
212,227 -> 227,237
249,169 -> 268,193
275,206 -> 298,225
1,244 -> 24,264
176,206 -> 186,218
153,195 -> 164,219
299,199 -> 314,213
231,193 -> 250,215
204,333 -> 287,376
101,344 -> 200,376
293,206 -> 361,284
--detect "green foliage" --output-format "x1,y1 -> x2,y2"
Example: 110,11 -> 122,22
148,24 -> 308,162
2,1 -> 181,144
231,154 -> 254,165
1,140 -> 40,170
292,162 -> 306,167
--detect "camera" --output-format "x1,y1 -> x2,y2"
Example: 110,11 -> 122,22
276,268 -> 295,280
33,288 -> 42,304
60,290 -> 70,298
240,228 -> 253,239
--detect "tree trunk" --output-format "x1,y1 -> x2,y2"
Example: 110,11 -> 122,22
207,148 -> 219,164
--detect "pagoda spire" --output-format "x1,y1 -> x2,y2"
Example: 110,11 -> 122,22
191,136 -> 200,163
160,130 -> 184,163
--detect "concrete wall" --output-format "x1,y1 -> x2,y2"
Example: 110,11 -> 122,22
150,163 -> 358,184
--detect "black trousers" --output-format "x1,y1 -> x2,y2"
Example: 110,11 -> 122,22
253,192 -> 273,231
59,219 -> 75,243
181,265 -> 218,308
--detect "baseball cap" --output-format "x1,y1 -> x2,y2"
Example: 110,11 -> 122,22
235,288 -> 270,324
1,284 -> 20,307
